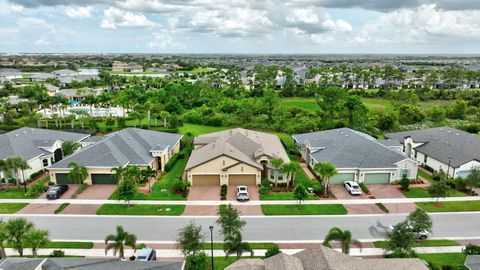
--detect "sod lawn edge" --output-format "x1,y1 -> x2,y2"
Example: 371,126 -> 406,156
373,239 -> 461,249
416,201 -> 480,212
96,204 -> 185,216
261,204 -> 347,215
6,241 -> 94,249
0,203 -> 28,213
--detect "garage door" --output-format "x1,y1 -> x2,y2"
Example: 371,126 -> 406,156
91,174 -> 115,184
364,173 -> 391,184
192,175 -> 221,186
330,173 -> 355,184
55,173 -> 73,184
228,174 -> 256,186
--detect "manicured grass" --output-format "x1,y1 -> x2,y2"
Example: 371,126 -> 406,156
373,240 -> 461,248
417,201 -> 480,212
260,192 -> 317,200
179,123 -> 229,136
0,203 -> 28,213
280,97 -> 319,112
200,242 -> 277,250
7,241 -> 94,249
54,203 -> 70,214
0,188 -> 31,199
96,204 -> 185,216
403,187 -> 466,198
417,253 -> 468,270
418,169 -> 434,183
261,204 -> 347,215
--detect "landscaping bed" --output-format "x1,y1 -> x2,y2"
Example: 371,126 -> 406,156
261,204 -> 347,215
0,176 -> 50,199
200,242 -> 277,250
0,203 -> 28,213
96,204 -> 185,216
417,201 -> 480,212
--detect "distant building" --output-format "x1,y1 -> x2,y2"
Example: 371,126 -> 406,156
112,61 -> 143,72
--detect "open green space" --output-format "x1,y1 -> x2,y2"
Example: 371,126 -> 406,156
0,176 -> 50,199
373,239 -> 461,249
96,204 -> 185,216
403,187 -> 466,198
417,201 -> 480,212
261,204 -> 347,215
417,253 -> 468,270
0,203 -> 28,213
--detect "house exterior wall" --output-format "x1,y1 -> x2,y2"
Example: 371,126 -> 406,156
457,160 -> 480,178
186,156 -> 261,186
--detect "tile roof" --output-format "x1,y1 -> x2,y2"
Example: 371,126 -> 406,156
465,255 -> 480,270
49,128 -> 182,169
293,128 -> 408,169
0,127 -> 89,161
185,128 -> 290,171
385,126 -> 480,167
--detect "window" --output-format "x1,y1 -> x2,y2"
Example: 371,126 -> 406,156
278,172 -> 284,181
42,159 -> 49,167
414,151 -> 417,159
269,170 -> 275,180
424,155 -> 428,163
402,145 -> 405,152
402,169 -> 409,179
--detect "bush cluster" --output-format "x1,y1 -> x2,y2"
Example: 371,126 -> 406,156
220,184 -> 227,200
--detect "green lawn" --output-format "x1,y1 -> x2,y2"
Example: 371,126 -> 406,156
0,176 -> 50,199
261,204 -> 347,215
179,123 -> 229,136
54,203 -> 70,214
206,257 -> 253,270
0,203 -> 28,213
418,169 -> 434,183
373,240 -> 460,248
200,242 -> 277,250
403,187 -> 466,198
280,97 -> 319,112
417,201 -> 480,212
417,253 -> 468,270
260,165 -> 318,200
96,204 -> 185,216
6,241 -> 94,249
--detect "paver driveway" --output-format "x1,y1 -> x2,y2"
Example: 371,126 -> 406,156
330,184 -> 368,200
368,184 -> 404,199
344,204 -> 383,214
183,205 -> 219,216
383,203 -> 417,213
227,185 -> 259,201
39,184 -> 80,199
18,204 -> 58,214
187,186 -> 220,200
60,204 -> 101,215
75,185 -> 116,200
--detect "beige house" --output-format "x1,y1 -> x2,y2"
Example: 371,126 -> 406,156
48,128 -> 182,185
184,128 -> 290,186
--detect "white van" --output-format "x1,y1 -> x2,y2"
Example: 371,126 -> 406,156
135,248 -> 156,261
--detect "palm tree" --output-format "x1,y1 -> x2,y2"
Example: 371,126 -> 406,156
68,162 -> 88,185
269,158 -> 284,190
124,166 -> 142,185
0,220 -> 7,259
282,161 -> 301,189
224,232 -> 253,259
23,229 -> 50,257
18,159 -> 31,192
0,160 -> 10,189
105,225 -> 137,259
141,166 -> 157,193
322,227 -> 361,254
8,157 -> 23,189
5,218 -> 34,257
111,166 -> 126,185
313,162 -> 337,197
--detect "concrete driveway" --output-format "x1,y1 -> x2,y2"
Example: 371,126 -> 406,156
368,184 -> 404,199
383,203 -> 418,213
187,186 -> 220,200
75,185 -> 116,200
183,205 -> 219,216
330,184 -> 368,200
39,184 -> 80,199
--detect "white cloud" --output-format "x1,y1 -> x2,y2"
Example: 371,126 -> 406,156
147,31 -> 184,49
100,7 -> 155,29
65,6 -> 93,19
34,38 -> 51,45
354,4 -> 480,45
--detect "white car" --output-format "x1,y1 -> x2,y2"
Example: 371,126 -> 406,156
344,181 -> 362,195
386,225 -> 429,240
236,186 -> 250,202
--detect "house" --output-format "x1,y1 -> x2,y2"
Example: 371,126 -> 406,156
184,128 -> 290,186
293,128 -> 417,184
0,127 -> 90,180
28,73 -> 54,82
226,245 -> 428,270
385,127 -> 480,178
56,88 -> 103,102
0,258 -> 184,270
112,61 -> 144,72
465,255 -> 480,270
48,128 -> 182,185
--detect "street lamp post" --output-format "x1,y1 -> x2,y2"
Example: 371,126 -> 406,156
446,157 -> 452,179
209,225 -> 214,270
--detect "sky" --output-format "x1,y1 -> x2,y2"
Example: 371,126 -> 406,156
0,0 -> 480,54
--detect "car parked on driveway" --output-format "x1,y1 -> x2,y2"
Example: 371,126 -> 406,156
46,185 -> 69,200
344,181 -> 362,195
236,186 -> 250,202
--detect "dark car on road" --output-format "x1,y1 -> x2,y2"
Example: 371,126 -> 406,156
46,185 -> 69,200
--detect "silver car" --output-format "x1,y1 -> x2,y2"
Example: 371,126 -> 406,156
236,186 -> 250,202
386,225 -> 429,240
344,181 -> 362,195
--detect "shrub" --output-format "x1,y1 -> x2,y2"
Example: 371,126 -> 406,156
50,250 -> 65,257
25,182 -> 46,197
164,154 -> 180,172
173,180 -> 190,196
220,184 -> 227,200
446,181 -> 456,190
453,177 -> 467,192
48,181 -> 54,186
400,178 -> 410,191
312,185 -> 323,196
265,245 -> 280,258
262,179 -> 270,188
359,183 -> 370,194
259,186 -> 270,195
464,244 -> 480,255
185,253 -> 207,270
29,170 -> 44,180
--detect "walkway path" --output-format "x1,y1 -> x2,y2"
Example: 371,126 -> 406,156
301,162 -> 315,179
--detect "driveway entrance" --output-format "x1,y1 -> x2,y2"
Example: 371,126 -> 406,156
187,186 -> 220,200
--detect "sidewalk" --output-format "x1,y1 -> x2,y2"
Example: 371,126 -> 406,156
2,196 -> 480,206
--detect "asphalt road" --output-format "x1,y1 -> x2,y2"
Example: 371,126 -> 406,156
1,213 -> 478,241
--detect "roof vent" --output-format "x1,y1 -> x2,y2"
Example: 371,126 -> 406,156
456,133 -> 460,136
30,128 -> 34,131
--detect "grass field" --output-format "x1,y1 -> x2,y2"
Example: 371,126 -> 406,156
373,239 -> 460,248
417,253 -> 468,270
403,187 -> 466,198
261,204 -> 347,215
200,242 -> 277,250
96,204 -> 185,216
418,169 -> 434,183
0,203 -> 28,213
179,123 -> 229,136
417,201 -> 480,212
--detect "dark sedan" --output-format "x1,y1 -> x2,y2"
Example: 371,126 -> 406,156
46,185 -> 69,200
